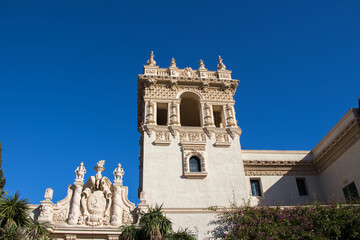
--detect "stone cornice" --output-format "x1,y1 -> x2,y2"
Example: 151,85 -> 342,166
314,116 -> 360,173
243,160 -> 316,176
138,74 -> 239,85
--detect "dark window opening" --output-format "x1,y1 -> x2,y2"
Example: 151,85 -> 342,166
189,156 -> 201,172
157,103 -> 168,126
250,179 -> 262,196
296,178 -> 308,196
212,106 -> 224,128
180,92 -> 201,127
343,182 -> 359,203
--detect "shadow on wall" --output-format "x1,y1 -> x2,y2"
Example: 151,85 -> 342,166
248,154 -> 326,206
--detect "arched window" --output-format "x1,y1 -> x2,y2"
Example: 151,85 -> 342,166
180,92 -> 201,127
189,156 -> 201,172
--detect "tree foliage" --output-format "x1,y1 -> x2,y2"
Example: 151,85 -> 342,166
139,205 -> 172,240
0,192 -> 29,228
0,192 -> 50,240
166,228 -> 196,240
212,202 -> 360,240
119,205 -> 196,240
0,143 -> 6,196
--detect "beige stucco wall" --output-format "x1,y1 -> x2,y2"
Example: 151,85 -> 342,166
246,175 -> 324,206
165,212 -> 218,240
142,132 -> 248,208
319,139 -> 360,201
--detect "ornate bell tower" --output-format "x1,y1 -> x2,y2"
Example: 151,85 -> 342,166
137,52 -> 248,209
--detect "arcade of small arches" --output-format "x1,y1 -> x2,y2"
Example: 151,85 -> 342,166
144,91 -> 237,129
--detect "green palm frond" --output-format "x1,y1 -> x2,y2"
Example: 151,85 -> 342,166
0,192 -> 29,228
139,205 -> 172,240
120,224 -> 140,240
166,228 -> 196,240
0,224 -> 26,240
26,217 -> 51,240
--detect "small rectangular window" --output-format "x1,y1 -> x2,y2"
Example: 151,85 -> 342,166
343,182 -> 359,203
156,103 -> 168,126
250,179 -> 262,196
212,106 -> 224,128
296,178 -> 308,196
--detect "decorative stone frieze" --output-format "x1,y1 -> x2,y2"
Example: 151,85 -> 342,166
243,160 -> 316,176
180,132 -> 206,142
154,130 -> 171,146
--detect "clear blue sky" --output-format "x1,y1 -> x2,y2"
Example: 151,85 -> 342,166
0,0 -> 359,204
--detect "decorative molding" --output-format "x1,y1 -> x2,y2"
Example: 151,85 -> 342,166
184,172 -> 208,179
243,160 -> 316,176
314,118 -> 360,173
153,140 -> 171,146
181,142 -> 207,179
180,132 -> 206,142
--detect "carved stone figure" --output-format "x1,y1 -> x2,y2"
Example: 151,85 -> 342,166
44,188 -> 53,201
75,162 -> 86,180
113,163 -> 125,181
199,59 -> 206,69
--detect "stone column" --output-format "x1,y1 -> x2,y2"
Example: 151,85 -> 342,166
225,104 -> 236,127
111,180 -> 123,226
67,179 -> 84,225
145,100 -> 156,124
169,101 -> 180,125
203,103 -> 214,127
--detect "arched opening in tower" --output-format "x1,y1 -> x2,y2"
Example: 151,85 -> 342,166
180,92 -> 201,127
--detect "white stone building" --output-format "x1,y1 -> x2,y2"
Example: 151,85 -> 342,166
30,52 -> 360,239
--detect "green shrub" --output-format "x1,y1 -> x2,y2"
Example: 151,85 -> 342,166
212,202 -> 360,240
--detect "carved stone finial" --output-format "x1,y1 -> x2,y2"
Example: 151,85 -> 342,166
44,188 -> 53,201
170,58 -> 176,67
199,59 -> 206,69
113,163 -> 125,182
75,162 -> 86,180
217,55 -> 226,70
94,160 -> 106,182
146,51 -> 156,66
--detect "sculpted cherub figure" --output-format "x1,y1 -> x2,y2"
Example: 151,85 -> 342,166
113,163 -> 125,181
75,162 -> 86,180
